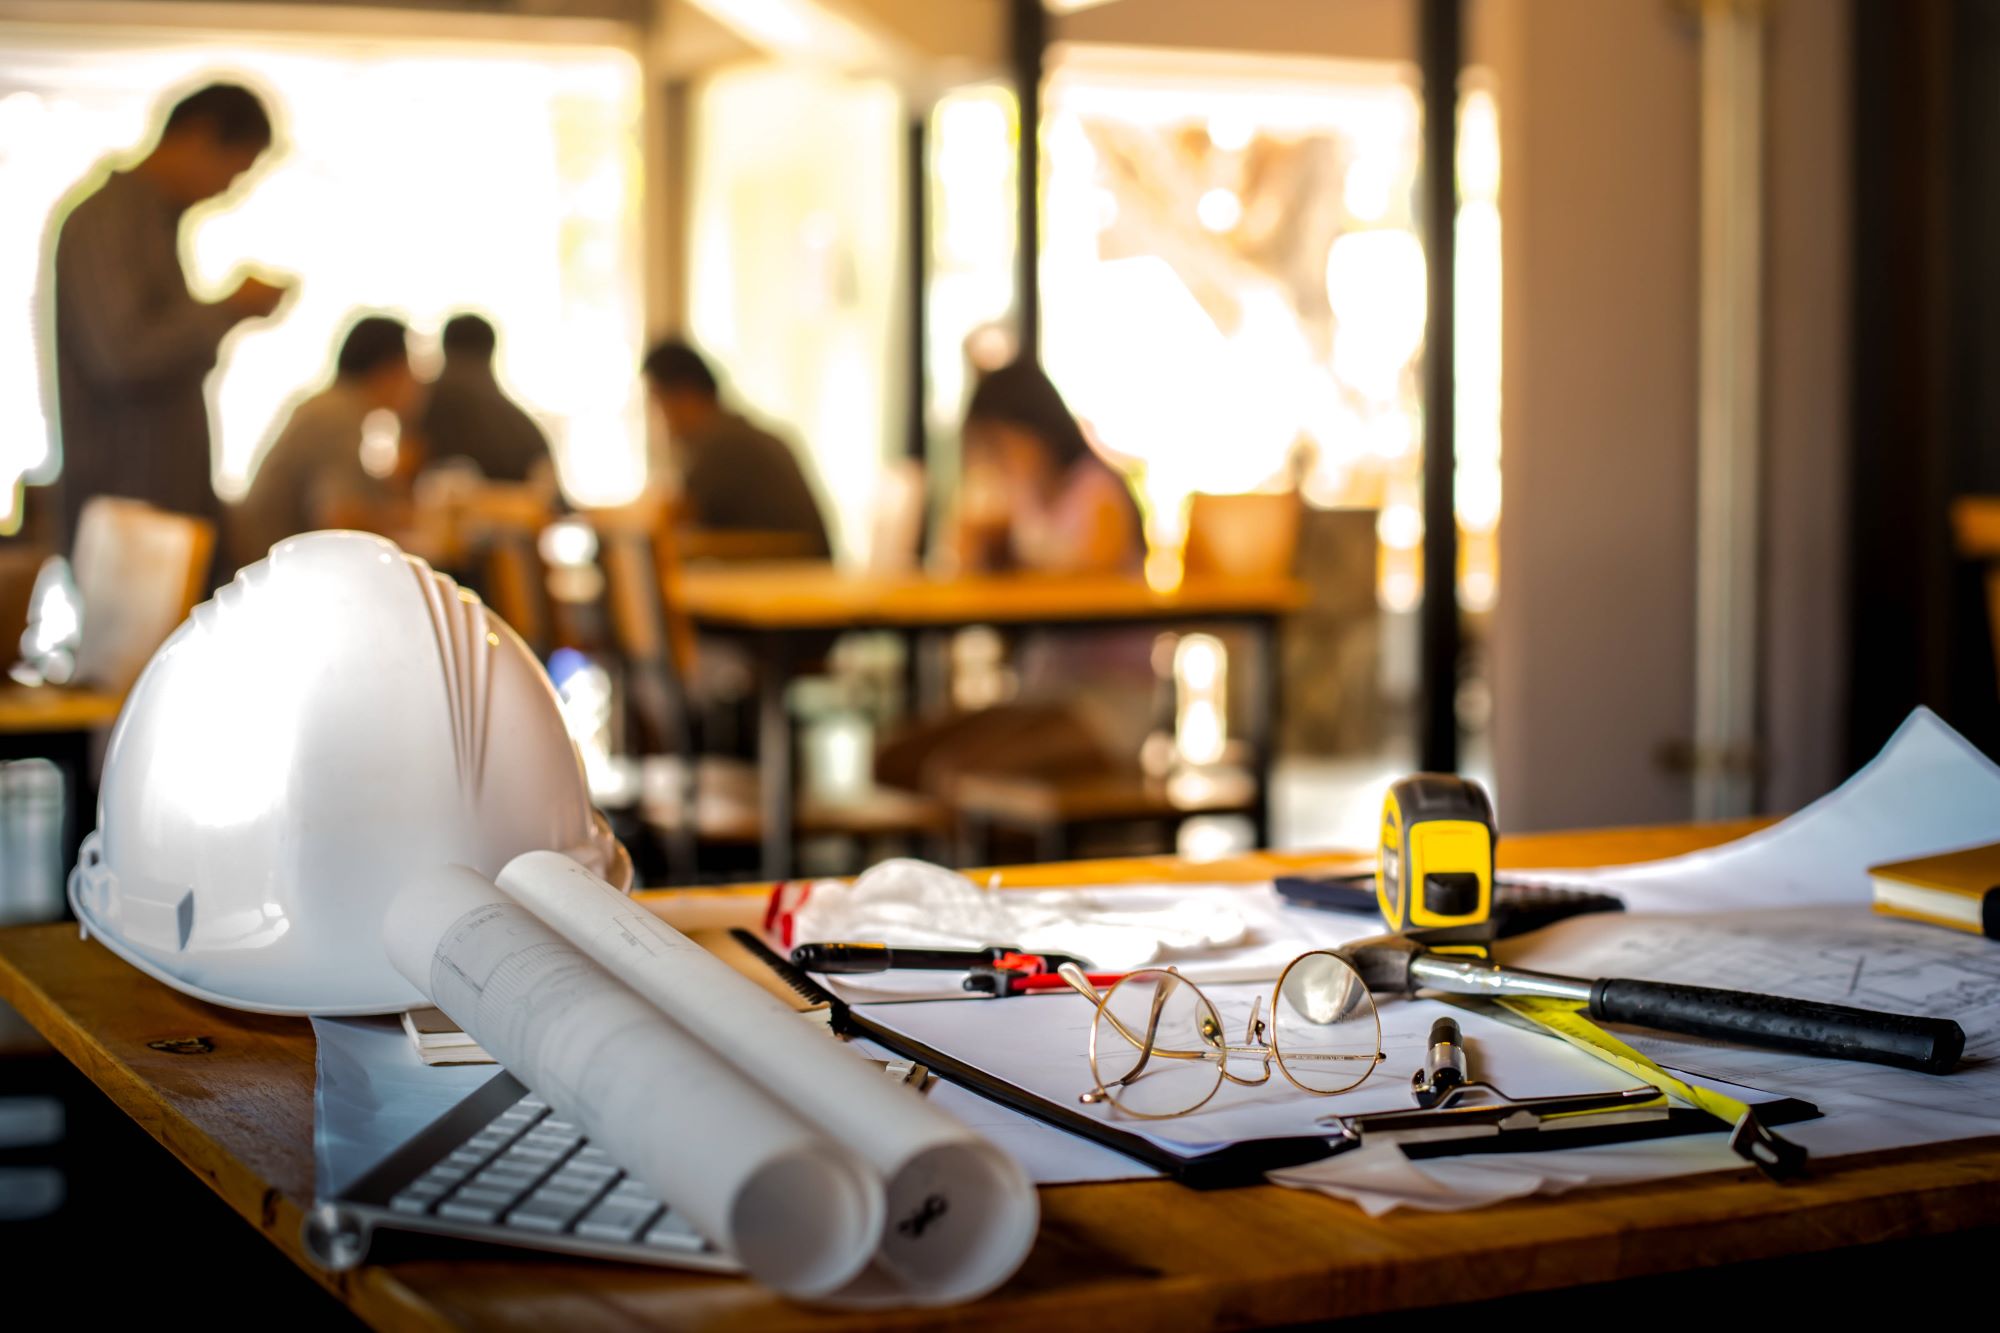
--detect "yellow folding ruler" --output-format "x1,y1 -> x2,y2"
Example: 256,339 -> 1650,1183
1496,996 -> 1808,1179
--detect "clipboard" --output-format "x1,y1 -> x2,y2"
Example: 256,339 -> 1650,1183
726,930 -> 1820,1189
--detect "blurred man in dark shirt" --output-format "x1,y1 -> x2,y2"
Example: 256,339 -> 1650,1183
43,82 -> 290,546
416,312 -> 552,484
641,339 -> 830,559
229,316 -> 416,571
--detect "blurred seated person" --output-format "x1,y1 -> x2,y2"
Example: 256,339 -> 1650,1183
881,361 -> 1156,800
416,312 -> 554,486
642,339 -> 831,559
228,315 -> 419,570
951,358 -> 1141,575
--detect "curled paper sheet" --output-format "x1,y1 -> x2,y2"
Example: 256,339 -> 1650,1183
495,851 -> 1039,1306
382,868 -> 883,1299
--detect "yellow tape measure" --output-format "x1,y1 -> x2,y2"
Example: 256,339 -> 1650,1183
1497,997 -> 1807,1179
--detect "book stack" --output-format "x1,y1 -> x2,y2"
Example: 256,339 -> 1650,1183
1870,842 -> 2000,940
400,1006 -> 494,1065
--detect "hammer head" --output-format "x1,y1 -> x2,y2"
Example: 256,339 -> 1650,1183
1333,932 -> 1427,995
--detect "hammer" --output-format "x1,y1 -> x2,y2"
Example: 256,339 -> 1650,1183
1336,932 -> 1965,1075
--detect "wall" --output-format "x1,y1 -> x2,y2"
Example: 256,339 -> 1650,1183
1485,0 -> 1851,829
1763,0 -> 1852,811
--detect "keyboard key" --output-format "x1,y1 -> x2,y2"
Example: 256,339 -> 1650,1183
518,1096 -> 549,1111
499,1140 -> 564,1162
540,1119 -> 581,1135
390,1190 -> 441,1215
575,1200 -> 661,1243
445,1148 -> 487,1168
470,1167 -> 542,1194
609,1179 -> 660,1205
438,1198 -> 503,1224
503,1209 -> 570,1235
450,1185 -> 518,1208
643,1213 -> 702,1249
507,1195 -> 591,1232
418,1165 -> 469,1188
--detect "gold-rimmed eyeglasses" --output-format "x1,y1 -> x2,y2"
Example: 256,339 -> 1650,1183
1055,952 -> 1386,1119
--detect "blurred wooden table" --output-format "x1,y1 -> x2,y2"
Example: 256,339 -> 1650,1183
674,564 -> 1309,875
0,684 -> 123,880
4,821 -> 1999,1331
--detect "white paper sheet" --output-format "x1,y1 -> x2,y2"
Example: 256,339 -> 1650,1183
495,851 -> 1039,1306
1501,907 -> 2000,1157
842,1037 -> 1163,1184
1515,707 -> 2000,915
857,987 -> 1695,1159
1271,1133 -> 1746,1216
384,868 -> 884,1299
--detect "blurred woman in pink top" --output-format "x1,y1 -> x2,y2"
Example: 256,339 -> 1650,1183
951,359 -> 1142,576
881,360 -> 1159,810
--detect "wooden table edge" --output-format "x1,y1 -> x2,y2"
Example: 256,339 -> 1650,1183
0,939 -> 454,1333
7,817 -> 1998,1331
0,686 -> 126,734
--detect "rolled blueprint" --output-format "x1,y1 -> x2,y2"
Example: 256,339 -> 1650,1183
495,850 -> 1039,1305
383,867 -> 883,1298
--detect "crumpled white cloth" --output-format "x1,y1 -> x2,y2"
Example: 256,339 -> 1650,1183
790,859 -> 1258,972
1268,1135 -> 1747,1216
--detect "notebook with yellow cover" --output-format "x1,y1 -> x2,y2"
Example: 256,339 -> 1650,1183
1870,842 -> 2000,939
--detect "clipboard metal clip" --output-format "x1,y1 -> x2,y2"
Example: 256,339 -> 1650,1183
1321,1082 -> 1668,1151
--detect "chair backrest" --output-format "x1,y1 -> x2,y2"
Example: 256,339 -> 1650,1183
865,458 -> 927,575
70,497 -> 214,693
586,495 -> 699,790
586,493 -> 697,684
459,483 -> 556,655
1181,491 -> 1302,581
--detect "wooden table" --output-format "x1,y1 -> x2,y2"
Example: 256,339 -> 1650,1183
0,684 -> 123,881
674,564 -> 1309,876
5,821 -> 1998,1331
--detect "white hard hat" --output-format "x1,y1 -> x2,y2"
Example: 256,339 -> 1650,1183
69,531 -> 631,1015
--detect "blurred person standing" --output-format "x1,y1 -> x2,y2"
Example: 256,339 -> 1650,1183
42,82 -> 291,548
642,339 -> 831,559
228,315 -> 418,570
415,312 -> 553,485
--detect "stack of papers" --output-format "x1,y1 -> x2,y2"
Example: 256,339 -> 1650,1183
399,1007 -> 494,1066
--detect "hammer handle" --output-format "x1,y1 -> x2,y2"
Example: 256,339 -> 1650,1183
1589,978 -> 1964,1075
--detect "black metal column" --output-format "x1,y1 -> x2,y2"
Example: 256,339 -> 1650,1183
1419,0 -> 1463,775
1011,0 -> 1046,357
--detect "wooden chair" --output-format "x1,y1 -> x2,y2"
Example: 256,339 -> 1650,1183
584,499 -> 943,882
944,491 -> 1303,862
1182,490 -> 1303,581
69,497 -> 214,694
0,497 -> 212,881
458,483 -> 557,658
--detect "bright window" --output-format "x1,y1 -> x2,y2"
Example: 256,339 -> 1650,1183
0,19 -> 647,529
1036,45 -> 1501,613
686,64 -> 904,561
